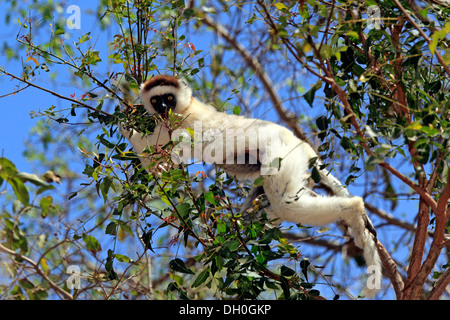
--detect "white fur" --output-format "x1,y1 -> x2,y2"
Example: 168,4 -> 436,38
121,78 -> 382,298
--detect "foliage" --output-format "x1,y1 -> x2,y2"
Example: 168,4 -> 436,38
0,0 -> 449,300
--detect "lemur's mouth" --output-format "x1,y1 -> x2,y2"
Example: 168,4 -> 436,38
151,93 -> 177,118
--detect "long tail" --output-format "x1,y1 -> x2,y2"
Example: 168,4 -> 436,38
320,169 -> 382,298
360,230 -> 382,298
241,169 -> 382,298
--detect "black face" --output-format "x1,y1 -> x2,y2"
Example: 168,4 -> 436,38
150,93 -> 176,116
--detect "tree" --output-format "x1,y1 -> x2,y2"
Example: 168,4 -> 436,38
0,0 -> 449,300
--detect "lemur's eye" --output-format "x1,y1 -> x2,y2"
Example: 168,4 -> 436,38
151,98 -> 157,104
167,95 -> 173,101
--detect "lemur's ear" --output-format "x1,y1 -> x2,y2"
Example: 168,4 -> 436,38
139,81 -> 146,92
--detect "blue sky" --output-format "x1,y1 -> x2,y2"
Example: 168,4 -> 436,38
0,68 -> 47,173
0,3 -> 80,173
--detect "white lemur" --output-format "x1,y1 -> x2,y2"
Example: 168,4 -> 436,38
120,75 -> 381,297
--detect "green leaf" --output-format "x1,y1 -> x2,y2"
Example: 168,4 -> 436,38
346,31 -> 359,40
303,86 -> 317,108
192,268 -> 210,288
225,239 -> 241,252
303,81 -> 322,108
280,265 -> 296,277
176,203 -> 191,218
16,172 -> 51,187
161,169 -> 185,183
340,136 -> 356,153
97,134 -> 115,148
0,158 -> 29,205
118,220 -> 134,237
3,217 -> 28,253
83,234 -> 101,252
105,221 -> 118,235
169,258 -> 195,275
105,252 -> 118,280
141,229 -> 155,252
365,154 -> 382,172
274,3 -> 288,10
300,259 -> 310,282
430,22 -> 450,54
78,32 -> 92,44
260,227 -> 282,244
253,177 -> 265,186
217,219 -> 226,235
424,80 -> 441,94
68,192 -> 78,200
311,167 -> 321,183
8,178 -> 29,206
55,24 -> 65,35
100,176 -> 114,202
204,191 -> 217,205
316,116 -> 329,131
167,282 -> 190,300
40,196 -> 53,218
279,276 -> 290,299
212,255 -> 224,275
114,254 -> 132,263
245,13 -> 258,24
89,51 -> 102,65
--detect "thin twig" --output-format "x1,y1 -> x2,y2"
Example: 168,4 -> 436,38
201,13 -> 310,143
0,243 -> 73,300
392,0 -> 450,78
0,68 -> 112,116
0,84 -> 30,98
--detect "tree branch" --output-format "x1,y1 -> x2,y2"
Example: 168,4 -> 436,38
200,14 -> 310,143
408,173 -> 450,299
378,162 -> 437,212
0,243 -> 73,300
365,202 -> 423,234
0,68 -> 112,116
376,239 -> 405,299
392,0 -> 450,78
427,267 -> 450,300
